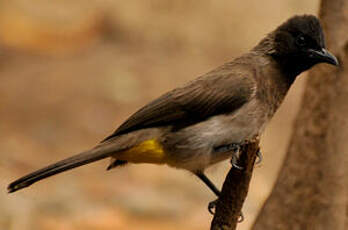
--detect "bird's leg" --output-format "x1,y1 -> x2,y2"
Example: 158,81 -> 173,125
195,172 -> 221,214
195,172 -> 221,197
194,172 -> 244,221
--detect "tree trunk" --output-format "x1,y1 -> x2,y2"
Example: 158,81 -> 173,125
252,1 -> 348,230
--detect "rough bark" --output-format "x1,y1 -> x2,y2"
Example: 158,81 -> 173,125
211,141 -> 260,230
252,1 -> 348,230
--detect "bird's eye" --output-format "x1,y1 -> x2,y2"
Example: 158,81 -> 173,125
296,35 -> 306,47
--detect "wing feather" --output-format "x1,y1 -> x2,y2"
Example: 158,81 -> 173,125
102,68 -> 255,142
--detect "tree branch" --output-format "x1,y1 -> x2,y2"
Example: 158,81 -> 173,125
211,140 -> 260,230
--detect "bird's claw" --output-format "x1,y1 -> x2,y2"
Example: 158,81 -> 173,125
238,212 -> 244,222
255,149 -> 263,165
208,199 -> 218,215
208,199 -> 244,222
231,154 -> 243,170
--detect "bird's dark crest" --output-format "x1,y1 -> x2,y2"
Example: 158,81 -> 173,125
277,15 -> 325,48
254,15 -> 324,55
272,14 -> 325,56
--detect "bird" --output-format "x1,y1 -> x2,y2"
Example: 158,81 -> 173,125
8,15 -> 338,209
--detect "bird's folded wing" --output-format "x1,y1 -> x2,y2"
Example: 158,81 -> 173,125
102,70 -> 256,141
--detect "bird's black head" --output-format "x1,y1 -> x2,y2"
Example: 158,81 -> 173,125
263,15 -> 338,78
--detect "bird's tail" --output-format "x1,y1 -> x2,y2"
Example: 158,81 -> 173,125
8,144 -> 118,193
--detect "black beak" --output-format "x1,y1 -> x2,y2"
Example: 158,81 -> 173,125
309,48 -> 339,66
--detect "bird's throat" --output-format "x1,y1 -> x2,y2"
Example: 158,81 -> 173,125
273,54 -> 315,80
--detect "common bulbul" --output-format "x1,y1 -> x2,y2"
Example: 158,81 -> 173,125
8,15 -> 338,205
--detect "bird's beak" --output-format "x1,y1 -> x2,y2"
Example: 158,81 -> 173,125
309,48 -> 339,66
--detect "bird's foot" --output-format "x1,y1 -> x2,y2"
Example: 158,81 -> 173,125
214,143 -> 243,170
208,198 -> 244,222
214,143 -> 243,169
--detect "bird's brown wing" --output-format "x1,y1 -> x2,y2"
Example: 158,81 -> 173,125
102,70 -> 255,142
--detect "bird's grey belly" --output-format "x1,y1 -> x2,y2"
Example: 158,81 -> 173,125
162,100 -> 269,171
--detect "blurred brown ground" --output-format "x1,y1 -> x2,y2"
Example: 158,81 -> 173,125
0,1 -> 319,229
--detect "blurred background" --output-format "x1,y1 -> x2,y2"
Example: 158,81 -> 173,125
0,1 -> 319,229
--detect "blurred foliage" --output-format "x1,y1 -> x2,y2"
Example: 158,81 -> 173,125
0,1 -> 318,229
